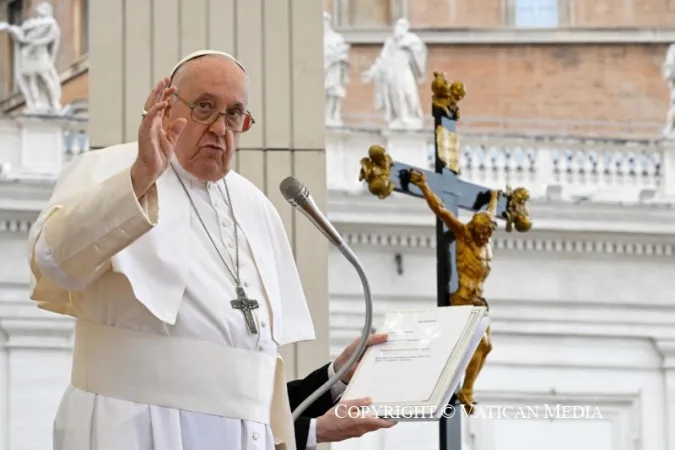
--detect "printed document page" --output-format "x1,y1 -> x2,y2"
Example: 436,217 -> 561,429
343,306 -> 475,404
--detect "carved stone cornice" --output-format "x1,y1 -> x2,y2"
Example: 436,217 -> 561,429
338,27 -> 675,45
0,181 -> 52,234
0,282 -> 75,349
0,219 -> 33,233
0,317 -> 74,349
328,187 -> 675,258
655,340 -> 675,369
339,230 -> 675,257
328,190 -> 675,231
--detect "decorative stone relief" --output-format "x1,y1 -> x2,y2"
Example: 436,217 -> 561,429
362,18 -> 427,130
324,12 -> 350,127
0,1 -> 62,115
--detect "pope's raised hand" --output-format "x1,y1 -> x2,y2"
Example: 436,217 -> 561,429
143,77 -> 171,112
131,78 -> 187,199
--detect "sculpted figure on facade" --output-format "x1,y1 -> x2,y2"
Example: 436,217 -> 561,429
362,18 -> 427,129
324,12 -> 350,127
359,144 -> 395,198
0,1 -> 62,115
663,43 -> 675,138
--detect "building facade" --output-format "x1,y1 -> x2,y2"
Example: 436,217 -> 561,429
3,0 -> 674,132
0,0 -> 88,114
1,0 -> 675,449
323,0 -> 674,135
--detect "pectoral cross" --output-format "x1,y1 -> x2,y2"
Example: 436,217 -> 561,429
231,286 -> 259,334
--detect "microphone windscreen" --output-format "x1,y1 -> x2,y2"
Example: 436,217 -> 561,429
279,176 -> 305,202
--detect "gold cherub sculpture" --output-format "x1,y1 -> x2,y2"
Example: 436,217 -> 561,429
408,168 -> 498,414
359,145 -> 395,199
431,71 -> 466,119
504,186 -> 532,233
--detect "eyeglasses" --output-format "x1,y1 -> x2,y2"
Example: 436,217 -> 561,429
173,93 -> 255,133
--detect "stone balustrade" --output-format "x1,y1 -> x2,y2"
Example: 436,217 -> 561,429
326,126 -> 675,203
2,115 -> 673,204
62,118 -> 89,157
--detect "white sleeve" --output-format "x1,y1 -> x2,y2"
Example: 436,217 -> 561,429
328,361 -> 347,401
306,419 -> 317,450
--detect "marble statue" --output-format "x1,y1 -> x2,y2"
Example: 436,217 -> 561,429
324,12 -> 350,127
663,43 -> 675,139
362,18 -> 427,130
0,1 -> 62,115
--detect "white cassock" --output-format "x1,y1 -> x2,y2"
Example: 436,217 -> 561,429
27,142 -> 343,450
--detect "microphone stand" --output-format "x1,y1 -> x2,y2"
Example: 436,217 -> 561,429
291,243 -> 374,420
282,181 -> 375,421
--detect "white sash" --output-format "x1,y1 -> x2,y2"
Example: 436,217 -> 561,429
70,319 -> 296,450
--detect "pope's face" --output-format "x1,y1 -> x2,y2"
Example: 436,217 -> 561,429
166,55 -> 249,182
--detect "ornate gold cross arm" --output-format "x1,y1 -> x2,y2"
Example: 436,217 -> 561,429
358,145 -> 532,233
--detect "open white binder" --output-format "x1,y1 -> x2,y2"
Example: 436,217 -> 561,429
341,305 -> 489,421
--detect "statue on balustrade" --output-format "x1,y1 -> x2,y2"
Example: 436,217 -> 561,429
663,43 -> 675,139
361,18 -> 427,130
0,1 -> 62,115
324,12 -> 350,127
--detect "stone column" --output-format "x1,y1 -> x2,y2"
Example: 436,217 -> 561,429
657,339 -> 675,450
0,315 -> 73,450
88,0 -> 329,383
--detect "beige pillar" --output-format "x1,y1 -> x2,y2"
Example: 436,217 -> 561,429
88,0 -> 329,382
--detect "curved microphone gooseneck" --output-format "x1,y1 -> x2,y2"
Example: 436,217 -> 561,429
279,176 -> 374,421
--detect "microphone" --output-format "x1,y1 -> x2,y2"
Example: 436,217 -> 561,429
279,176 -> 343,247
280,176 -> 374,421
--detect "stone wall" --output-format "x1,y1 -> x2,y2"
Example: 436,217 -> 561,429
342,43 -> 669,131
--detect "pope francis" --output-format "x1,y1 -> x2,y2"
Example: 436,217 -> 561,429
26,50 -> 395,450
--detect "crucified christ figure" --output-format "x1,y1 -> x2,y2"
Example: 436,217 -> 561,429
408,168 -> 499,413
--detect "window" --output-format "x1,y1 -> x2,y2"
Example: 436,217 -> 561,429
7,0 -> 24,93
333,0 -> 407,28
514,0 -> 559,27
7,0 -> 22,25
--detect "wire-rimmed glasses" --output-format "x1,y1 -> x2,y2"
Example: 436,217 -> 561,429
173,93 -> 255,132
